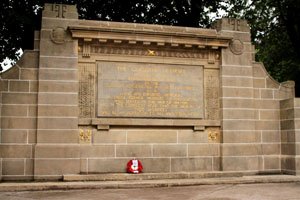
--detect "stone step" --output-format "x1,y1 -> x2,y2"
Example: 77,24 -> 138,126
63,171 -> 250,182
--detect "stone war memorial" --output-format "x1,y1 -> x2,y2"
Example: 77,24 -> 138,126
0,3 -> 299,181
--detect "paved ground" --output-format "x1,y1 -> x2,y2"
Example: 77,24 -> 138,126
1,183 -> 300,200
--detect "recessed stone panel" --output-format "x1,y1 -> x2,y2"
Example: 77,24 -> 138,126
97,61 -> 204,119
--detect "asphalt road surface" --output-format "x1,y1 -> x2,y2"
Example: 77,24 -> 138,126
1,183 -> 300,200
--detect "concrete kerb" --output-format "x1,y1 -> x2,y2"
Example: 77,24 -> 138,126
1,175 -> 300,192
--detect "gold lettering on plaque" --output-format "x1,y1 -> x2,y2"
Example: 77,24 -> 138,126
98,62 -> 204,119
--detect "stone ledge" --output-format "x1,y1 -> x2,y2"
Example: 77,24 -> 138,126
63,172 -> 245,182
1,174 -> 300,192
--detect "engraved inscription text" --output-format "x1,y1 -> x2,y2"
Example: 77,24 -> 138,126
97,62 -> 204,119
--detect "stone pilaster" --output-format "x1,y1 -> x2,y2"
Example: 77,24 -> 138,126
35,4 -> 80,180
281,98 -> 300,175
215,19 -> 261,172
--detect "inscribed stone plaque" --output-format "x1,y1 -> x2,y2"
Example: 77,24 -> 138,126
97,61 -> 204,119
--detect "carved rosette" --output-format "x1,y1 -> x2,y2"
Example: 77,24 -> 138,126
51,27 -> 66,44
229,39 -> 244,55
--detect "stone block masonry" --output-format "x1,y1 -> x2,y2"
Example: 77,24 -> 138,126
0,3 -> 298,181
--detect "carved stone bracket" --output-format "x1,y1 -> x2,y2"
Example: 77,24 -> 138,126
82,39 -> 92,57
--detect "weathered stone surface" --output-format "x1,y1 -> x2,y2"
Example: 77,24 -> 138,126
37,130 -> 78,143
80,145 -> 115,158
127,130 -> 177,143
1,105 -> 28,116
116,145 -> 152,157
0,145 -> 33,158
171,157 -> 213,172
178,130 -> 207,143
93,130 -> 127,144
188,144 -> 220,156
264,156 -> 280,170
222,157 -> 260,171
140,158 -> 171,173
1,130 -> 28,143
2,93 -> 37,104
153,144 -> 187,157
2,159 -> 25,175
97,62 -> 204,119
35,145 -> 80,158
34,159 -> 80,175
222,131 -> 261,143
223,144 -> 260,156
87,158 -> 128,173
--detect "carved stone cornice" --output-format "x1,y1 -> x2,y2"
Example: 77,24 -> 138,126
68,21 -> 232,49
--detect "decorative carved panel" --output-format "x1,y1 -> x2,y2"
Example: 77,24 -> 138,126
78,41 -> 220,60
204,69 -> 220,120
79,63 -> 96,118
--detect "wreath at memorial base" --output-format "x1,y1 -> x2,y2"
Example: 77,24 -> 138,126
127,159 -> 143,174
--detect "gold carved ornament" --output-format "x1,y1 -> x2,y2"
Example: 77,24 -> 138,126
207,128 -> 219,142
79,129 -> 91,143
147,49 -> 156,56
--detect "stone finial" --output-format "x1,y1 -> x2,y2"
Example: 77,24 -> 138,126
212,18 -> 250,32
42,3 -> 78,19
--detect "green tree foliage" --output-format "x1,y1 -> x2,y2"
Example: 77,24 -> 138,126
225,0 -> 300,95
1,0 -> 300,95
0,0 -> 223,71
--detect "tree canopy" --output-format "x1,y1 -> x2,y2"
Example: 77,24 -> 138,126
226,0 -> 300,95
1,0 -> 300,95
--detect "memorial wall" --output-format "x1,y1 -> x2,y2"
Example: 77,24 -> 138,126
0,4 -> 299,181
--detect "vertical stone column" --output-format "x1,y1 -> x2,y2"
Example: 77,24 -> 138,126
215,19 -> 261,172
0,81 -> 2,181
281,98 -> 300,175
34,4 -> 80,180
295,100 -> 300,175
